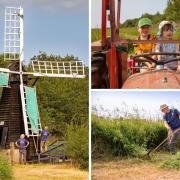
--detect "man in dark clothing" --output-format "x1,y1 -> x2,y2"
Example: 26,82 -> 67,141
41,126 -> 49,152
160,104 -> 180,154
15,134 -> 29,164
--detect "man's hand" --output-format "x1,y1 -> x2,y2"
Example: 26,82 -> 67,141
164,121 -> 172,133
15,142 -> 19,148
145,62 -> 155,70
167,127 -> 173,135
148,63 -> 156,70
26,142 -> 29,148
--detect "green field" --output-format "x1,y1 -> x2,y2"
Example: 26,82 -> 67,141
91,25 -> 180,42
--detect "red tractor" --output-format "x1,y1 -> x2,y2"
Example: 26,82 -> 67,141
91,0 -> 180,89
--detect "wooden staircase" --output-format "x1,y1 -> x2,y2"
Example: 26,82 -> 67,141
0,82 -> 40,160
0,82 -> 24,148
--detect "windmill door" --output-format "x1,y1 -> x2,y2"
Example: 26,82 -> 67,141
0,125 -> 8,149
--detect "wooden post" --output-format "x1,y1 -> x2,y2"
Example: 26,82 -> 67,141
10,142 -> 14,165
38,153 -> 40,163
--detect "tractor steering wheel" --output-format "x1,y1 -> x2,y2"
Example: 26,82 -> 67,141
133,52 -> 180,65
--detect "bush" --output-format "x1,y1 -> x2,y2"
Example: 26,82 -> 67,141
0,155 -> 12,180
160,152 -> 180,169
65,124 -> 88,169
92,115 -> 167,158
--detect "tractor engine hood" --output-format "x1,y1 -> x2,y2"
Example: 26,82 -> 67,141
122,69 -> 180,89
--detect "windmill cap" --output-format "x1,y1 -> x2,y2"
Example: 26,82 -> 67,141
159,21 -> 176,32
138,18 -> 152,28
160,104 -> 169,111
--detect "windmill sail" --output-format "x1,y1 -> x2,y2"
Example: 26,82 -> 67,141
32,60 -> 86,78
0,72 -> 9,87
4,7 -> 22,61
20,85 -> 42,136
24,87 -> 40,134
4,7 -> 42,137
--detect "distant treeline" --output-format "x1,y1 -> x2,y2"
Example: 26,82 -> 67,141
121,0 -> 180,28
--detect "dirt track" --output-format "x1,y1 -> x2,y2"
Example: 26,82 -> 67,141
92,160 -> 180,180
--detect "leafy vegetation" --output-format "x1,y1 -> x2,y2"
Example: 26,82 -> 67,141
65,124 -> 88,169
0,155 -> 12,180
164,0 -> 180,21
160,152 -> 180,169
122,12 -> 164,28
92,115 -> 167,159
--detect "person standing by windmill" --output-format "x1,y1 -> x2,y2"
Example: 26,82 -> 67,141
40,126 -> 49,152
15,134 -> 29,164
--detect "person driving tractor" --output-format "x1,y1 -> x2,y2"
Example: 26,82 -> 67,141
134,18 -> 157,72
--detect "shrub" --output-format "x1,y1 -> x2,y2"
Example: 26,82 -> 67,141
65,124 -> 88,169
0,155 -> 12,180
92,115 -> 167,159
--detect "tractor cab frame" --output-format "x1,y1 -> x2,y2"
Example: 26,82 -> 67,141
91,0 -> 180,89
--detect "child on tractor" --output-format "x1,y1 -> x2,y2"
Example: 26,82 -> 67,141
155,21 -> 180,71
134,18 -> 156,72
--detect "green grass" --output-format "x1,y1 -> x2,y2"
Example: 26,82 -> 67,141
160,152 -> 180,169
91,26 -> 180,42
0,155 -> 12,180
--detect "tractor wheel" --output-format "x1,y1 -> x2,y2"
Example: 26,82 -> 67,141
91,52 -> 109,88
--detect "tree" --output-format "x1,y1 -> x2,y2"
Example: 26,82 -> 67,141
164,0 -> 180,21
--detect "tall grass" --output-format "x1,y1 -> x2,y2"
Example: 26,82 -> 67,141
0,155 -> 12,180
92,115 -> 167,159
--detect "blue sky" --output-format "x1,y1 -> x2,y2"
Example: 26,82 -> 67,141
0,0 -> 89,65
92,91 -> 180,120
91,0 -> 168,28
